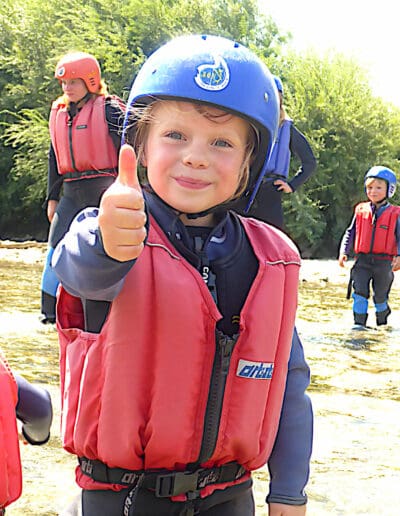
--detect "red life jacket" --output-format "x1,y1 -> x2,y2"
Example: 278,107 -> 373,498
49,95 -> 122,180
0,353 -> 22,510
56,216 -> 301,496
354,202 -> 400,256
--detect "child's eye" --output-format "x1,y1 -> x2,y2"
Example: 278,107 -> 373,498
213,139 -> 232,148
166,131 -> 183,140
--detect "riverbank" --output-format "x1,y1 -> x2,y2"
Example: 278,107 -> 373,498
1,242 -> 399,515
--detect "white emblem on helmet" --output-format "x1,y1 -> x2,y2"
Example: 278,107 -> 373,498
195,55 -> 230,91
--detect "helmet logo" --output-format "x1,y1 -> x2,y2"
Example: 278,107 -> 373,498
195,55 -> 229,91
56,66 -> 65,78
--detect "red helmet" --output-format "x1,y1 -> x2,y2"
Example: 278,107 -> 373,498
55,52 -> 101,93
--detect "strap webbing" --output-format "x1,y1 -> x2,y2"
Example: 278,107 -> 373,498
78,457 -> 247,498
63,168 -> 117,181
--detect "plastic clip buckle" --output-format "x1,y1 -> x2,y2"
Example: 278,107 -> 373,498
155,470 -> 199,498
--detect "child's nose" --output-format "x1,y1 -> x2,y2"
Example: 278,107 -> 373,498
183,144 -> 209,169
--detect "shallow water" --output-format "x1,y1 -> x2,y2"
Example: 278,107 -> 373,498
1,244 -> 399,515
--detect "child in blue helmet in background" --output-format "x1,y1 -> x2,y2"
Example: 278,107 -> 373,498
339,166 -> 400,328
52,35 -> 313,515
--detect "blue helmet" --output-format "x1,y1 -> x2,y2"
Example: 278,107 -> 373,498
123,34 -> 279,199
273,75 -> 283,94
364,166 -> 397,198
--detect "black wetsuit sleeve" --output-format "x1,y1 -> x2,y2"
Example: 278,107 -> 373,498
47,144 -> 63,202
105,98 -> 125,151
15,374 -> 53,445
288,125 -> 317,192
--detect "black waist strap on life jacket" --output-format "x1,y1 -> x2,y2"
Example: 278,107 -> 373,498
63,168 -> 118,181
355,252 -> 393,262
78,457 -> 247,498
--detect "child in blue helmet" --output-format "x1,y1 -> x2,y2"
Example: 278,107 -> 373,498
339,166 -> 400,328
52,35 -> 313,516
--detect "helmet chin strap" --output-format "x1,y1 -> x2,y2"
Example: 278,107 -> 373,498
76,91 -> 92,105
67,92 -> 92,119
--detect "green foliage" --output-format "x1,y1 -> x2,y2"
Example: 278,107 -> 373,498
1,0 -> 400,255
0,0 -> 276,238
0,108 -> 49,238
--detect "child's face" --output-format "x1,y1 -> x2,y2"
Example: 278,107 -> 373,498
61,78 -> 88,103
366,178 -> 387,204
143,101 -> 250,218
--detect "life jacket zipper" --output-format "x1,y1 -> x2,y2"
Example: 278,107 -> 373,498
67,115 -> 79,172
369,208 -> 377,254
191,235 -> 237,466
195,330 -> 238,465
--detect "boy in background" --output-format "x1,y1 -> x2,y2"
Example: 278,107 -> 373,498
339,166 -> 400,328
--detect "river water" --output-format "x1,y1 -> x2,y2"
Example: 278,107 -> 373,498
0,242 -> 399,516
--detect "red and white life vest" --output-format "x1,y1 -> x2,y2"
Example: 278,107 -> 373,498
354,202 -> 400,256
56,216 -> 301,496
49,95 -> 121,179
0,352 -> 22,510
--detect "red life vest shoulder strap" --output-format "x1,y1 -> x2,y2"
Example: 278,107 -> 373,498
388,204 -> 400,215
49,97 -> 65,143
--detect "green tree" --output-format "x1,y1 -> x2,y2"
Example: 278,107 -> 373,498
0,0 -> 280,238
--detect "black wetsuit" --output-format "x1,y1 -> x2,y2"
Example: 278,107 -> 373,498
15,375 -> 53,444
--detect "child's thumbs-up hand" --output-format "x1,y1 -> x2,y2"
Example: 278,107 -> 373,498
99,144 -> 147,262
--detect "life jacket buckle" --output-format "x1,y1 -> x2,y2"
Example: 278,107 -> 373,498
155,470 -> 199,498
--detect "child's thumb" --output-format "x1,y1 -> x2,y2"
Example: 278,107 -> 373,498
117,144 -> 140,190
